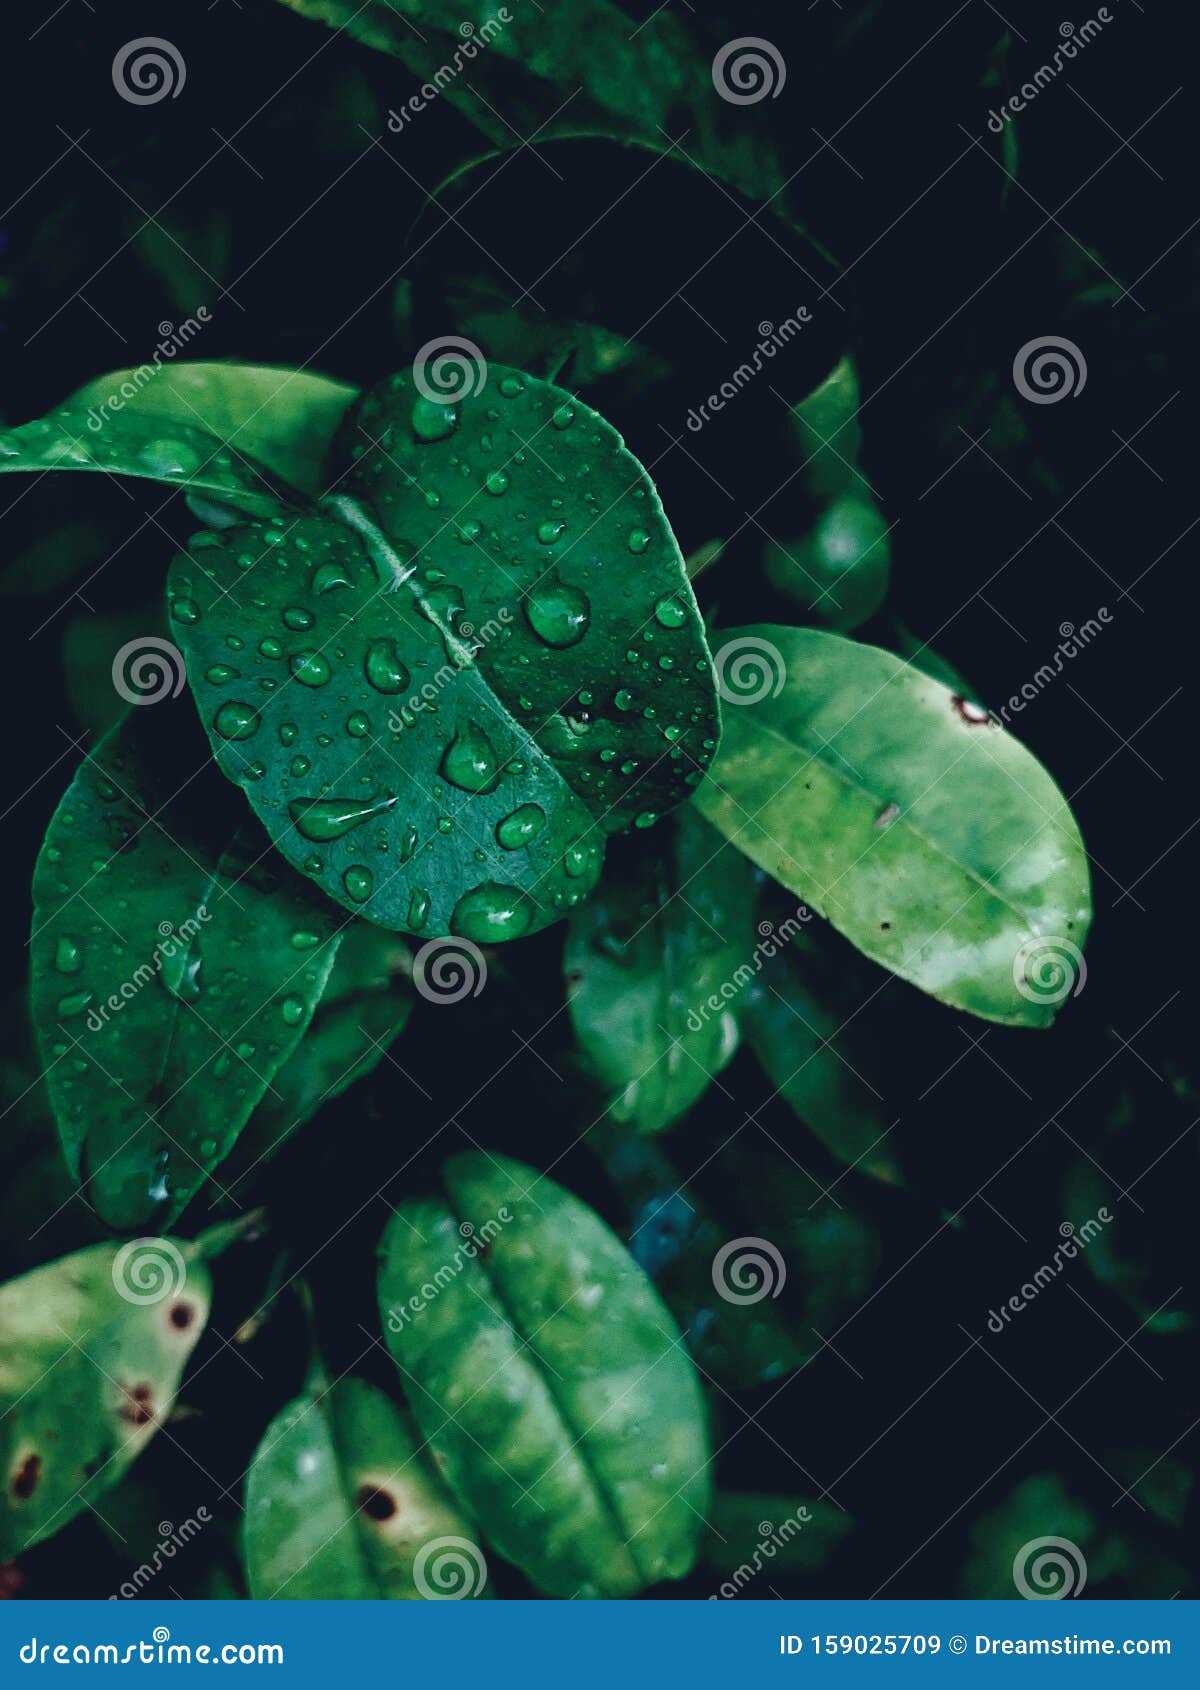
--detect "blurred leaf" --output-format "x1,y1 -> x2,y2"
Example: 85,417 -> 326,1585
704,1492 -> 853,1578
244,1374 -> 481,1599
565,809 -> 756,1134
379,1151 -> 710,1597
695,626 -> 1092,1027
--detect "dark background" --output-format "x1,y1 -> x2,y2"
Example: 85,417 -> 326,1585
1,0 -> 1195,1599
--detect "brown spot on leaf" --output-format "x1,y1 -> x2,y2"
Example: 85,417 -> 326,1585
356,1485 -> 397,1522
11,1454 -> 41,1500
118,1383 -> 155,1427
952,696 -> 991,725
168,1301 -> 195,1331
880,921 -> 892,932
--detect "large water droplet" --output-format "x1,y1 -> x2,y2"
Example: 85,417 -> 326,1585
441,722 -> 500,793
451,882 -> 532,942
407,888 -> 430,931
627,527 -> 651,554
525,576 -> 590,648
364,638 -> 410,694
496,804 -> 546,849
343,865 -> 374,903
55,934 -> 83,974
289,795 -> 396,842
412,397 -> 458,442
654,595 -> 687,628
290,651 -> 332,687
214,701 -> 261,741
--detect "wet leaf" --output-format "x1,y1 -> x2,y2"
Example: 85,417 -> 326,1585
171,364 -> 718,938
64,363 -> 358,498
243,1375 -> 482,1599
0,410 -> 300,517
565,809 -> 756,1134
378,1152 -> 710,1597
222,924 -> 414,1192
695,626 -> 1091,1026
29,706 -> 341,1230
0,1235 -> 211,1558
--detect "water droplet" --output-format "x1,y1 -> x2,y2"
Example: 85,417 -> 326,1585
55,934 -> 82,974
364,638 -> 410,694
496,804 -> 546,849
214,701 -> 261,741
346,711 -> 370,737
289,795 -> 396,842
614,688 -> 635,711
499,375 -> 524,398
564,839 -> 593,878
171,596 -> 200,625
279,723 -> 298,746
654,595 -> 687,628
343,865 -> 374,903
441,721 -> 500,793
627,527 -> 651,554
400,824 -> 419,862
525,576 -> 590,648
282,606 -> 314,631
485,469 -> 509,496
290,651 -> 332,687
57,991 -> 93,1018
290,755 -> 311,778
205,663 -> 239,685
140,439 -> 201,478
552,404 -> 574,430
313,561 -> 352,595
291,930 -> 321,951
451,882 -> 532,942
537,520 -> 566,545
407,888 -> 430,930
412,397 -> 458,442
280,995 -> 306,1026
258,636 -> 284,660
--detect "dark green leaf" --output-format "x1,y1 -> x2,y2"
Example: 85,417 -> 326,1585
704,1492 -> 853,1579
0,410 -> 300,517
378,1152 -> 710,1597
64,363 -> 358,498
695,626 -> 1091,1027
171,363 -> 718,938
243,1375 -> 483,1599
0,1236 -> 211,1558
565,809 -> 756,1133
30,707 -> 341,1229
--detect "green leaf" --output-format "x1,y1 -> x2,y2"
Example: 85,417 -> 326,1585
243,1375 -> 483,1599
0,1235 -> 211,1558
378,1152 -> 710,1597
565,809 -> 756,1133
271,2 -> 785,203
64,363 -> 358,498
743,930 -> 903,1187
0,410 -> 301,517
694,626 -> 1092,1027
222,924 -> 414,1193
170,363 -> 718,939
30,707 -> 342,1230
